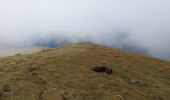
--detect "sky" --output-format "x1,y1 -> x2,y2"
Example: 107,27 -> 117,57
0,0 -> 170,59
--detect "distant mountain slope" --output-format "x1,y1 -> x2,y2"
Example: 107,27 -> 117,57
0,46 -> 45,58
0,43 -> 170,100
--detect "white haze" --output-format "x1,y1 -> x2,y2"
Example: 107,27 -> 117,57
0,0 -> 170,59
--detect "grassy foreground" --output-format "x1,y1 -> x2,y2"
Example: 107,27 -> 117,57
0,43 -> 170,100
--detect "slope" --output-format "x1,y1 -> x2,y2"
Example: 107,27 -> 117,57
0,43 -> 170,100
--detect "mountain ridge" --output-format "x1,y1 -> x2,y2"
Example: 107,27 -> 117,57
0,43 -> 170,100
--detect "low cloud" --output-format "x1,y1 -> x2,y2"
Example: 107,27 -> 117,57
0,0 -> 170,60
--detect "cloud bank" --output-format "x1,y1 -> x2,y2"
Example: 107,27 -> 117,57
0,0 -> 170,59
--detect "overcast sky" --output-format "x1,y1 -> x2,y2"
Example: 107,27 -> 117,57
0,0 -> 170,59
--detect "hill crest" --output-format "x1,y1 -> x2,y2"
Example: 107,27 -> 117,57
0,43 -> 170,100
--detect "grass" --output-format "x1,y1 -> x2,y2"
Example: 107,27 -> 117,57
0,43 -> 170,100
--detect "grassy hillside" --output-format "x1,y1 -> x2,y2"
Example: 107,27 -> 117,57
0,43 -> 170,100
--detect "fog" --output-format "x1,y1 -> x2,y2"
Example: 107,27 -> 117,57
0,0 -> 170,59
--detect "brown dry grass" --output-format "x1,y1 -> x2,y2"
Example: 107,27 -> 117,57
0,43 -> 170,100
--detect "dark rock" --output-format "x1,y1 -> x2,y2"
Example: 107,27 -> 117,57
105,68 -> 113,74
91,66 -> 113,74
